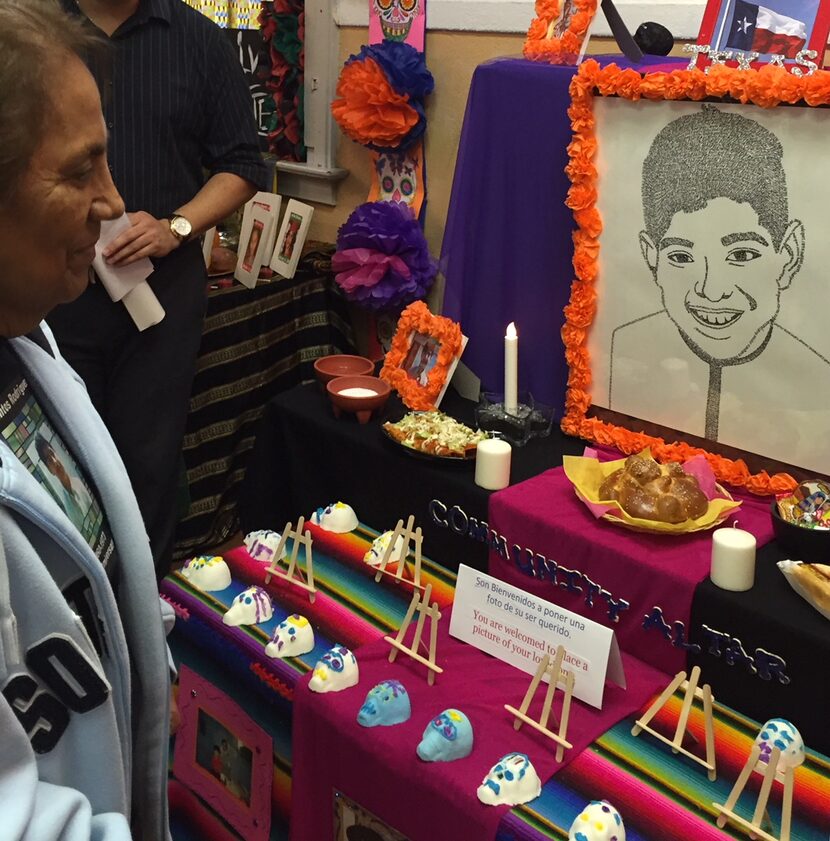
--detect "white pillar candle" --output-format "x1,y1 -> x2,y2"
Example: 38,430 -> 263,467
710,526 -> 756,592
475,438 -> 512,490
504,322 -> 518,415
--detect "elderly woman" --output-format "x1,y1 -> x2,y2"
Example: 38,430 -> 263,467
0,1 -> 171,839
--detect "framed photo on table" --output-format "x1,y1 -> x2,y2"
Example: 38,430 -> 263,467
333,790 -> 410,841
380,300 -> 467,411
523,0 -> 598,64
562,61 -> 830,495
172,664 -> 273,841
235,202 -> 275,289
270,199 -> 314,280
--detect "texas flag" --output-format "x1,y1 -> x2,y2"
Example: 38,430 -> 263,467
726,0 -> 807,58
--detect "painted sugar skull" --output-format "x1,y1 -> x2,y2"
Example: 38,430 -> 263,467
477,752 -> 542,806
222,586 -> 273,627
364,529 -> 406,567
309,644 -> 359,693
357,679 -> 411,727
375,153 -> 417,206
568,800 -> 626,841
265,614 -> 314,658
310,502 -> 358,533
416,708 -> 473,762
372,0 -> 419,41
181,555 -> 231,592
754,718 -> 805,772
244,529 -> 285,564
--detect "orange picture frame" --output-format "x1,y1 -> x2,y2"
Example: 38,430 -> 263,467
561,60 -> 830,496
380,301 -> 464,411
524,0 -> 598,65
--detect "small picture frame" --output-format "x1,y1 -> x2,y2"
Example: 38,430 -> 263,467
380,301 -> 468,411
172,665 -> 273,841
234,203 -> 273,289
697,0 -> 830,64
202,226 -> 216,268
269,199 -> 314,280
524,0 -> 598,65
333,790 -> 410,841
240,191 -> 283,259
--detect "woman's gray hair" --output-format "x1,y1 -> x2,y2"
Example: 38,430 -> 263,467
0,0 -> 103,204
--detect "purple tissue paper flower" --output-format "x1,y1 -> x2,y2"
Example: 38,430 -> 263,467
332,201 -> 437,312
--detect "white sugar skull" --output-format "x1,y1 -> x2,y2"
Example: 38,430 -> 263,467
265,614 -> 314,658
244,529 -> 285,564
357,679 -> 411,727
181,555 -> 231,592
416,708 -> 473,762
569,800 -> 626,841
364,530 -> 406,567
375,153 -> 417,207
477,752 -> 541,807
222,586 -> 273,627
372,0 -> 419,41
310,502 -> 358,533
754,718 -> 805,772
309,644 -> 359,693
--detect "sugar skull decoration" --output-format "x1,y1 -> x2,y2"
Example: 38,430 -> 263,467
265,614 -> 314,658
310,502 -> 358,533
416,709 -> 473,762
568,800 -> 626,841
357,679 -> 411,727
374,153 -> 417,207
180,555 -> 231,592
222,586 -> 273,627
754,718 -> 805,772
477,752 -> 542,807
244,529 -> 286,565
364,530 -> 406,567
372,0 -> 420,41
309,644 -> 359,693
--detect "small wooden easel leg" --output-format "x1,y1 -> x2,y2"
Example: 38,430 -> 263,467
632,671 -> 686,736
513,654 -> 548,732
716,744 -> 761,828
780,766 -> 794,841
556,671 -> 575,762
701,682 -> 717,782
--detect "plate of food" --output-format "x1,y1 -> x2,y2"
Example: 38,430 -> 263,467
382,411 -> 487,462
563,450 -> 741,534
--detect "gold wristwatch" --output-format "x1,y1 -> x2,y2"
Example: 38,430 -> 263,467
169,214 -> 193,242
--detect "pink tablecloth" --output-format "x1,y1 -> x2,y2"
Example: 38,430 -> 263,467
290,612 -> 666,841
489,467 -> 774,673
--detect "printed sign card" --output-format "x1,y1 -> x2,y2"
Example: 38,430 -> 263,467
235,203 -> 273,289
269,199 -> 314,280
450,564 -> 625,708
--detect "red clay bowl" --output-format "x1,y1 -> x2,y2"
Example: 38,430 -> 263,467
314,354 -> 374,385
326,375 -> 391,424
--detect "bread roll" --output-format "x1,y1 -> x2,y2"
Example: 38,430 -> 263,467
788,562 -> 830,614
599,454 -> 708,524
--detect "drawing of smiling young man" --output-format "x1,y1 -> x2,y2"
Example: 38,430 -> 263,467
608,105 -> 830,468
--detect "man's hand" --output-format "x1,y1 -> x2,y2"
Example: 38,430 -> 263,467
103,211 -> 180,266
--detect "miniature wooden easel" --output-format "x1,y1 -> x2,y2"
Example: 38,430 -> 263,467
631,665 -> 716,781
263,517 -> 316,603
372,515 -> 423,590
713,744 -> 796,841
504,646 -> 575,762
384,582 -> 442,685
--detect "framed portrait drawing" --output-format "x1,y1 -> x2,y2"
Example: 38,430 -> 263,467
235,202 -> 275,289
697,0 -> 830,65
562,61 -> 830,494
333,790 -> 410,841
172,665 -> 273,841
270,198 -> 314,280
380,301 -> 467,411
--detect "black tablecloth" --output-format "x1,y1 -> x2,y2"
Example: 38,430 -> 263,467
238,383 -> 585,570
173,247 -> 353,558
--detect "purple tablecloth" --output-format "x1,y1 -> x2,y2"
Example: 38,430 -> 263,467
488,467 -> 775,673
440,56 -> 682,412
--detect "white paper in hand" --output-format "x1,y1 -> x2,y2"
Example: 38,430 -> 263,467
93,215 -> 154,301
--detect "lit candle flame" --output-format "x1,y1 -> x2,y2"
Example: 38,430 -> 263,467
506,322 -> 517,339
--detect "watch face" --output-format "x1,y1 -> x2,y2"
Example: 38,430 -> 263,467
171,216 -> 192,238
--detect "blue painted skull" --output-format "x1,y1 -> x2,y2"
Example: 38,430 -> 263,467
416,708 -> 473,761
357,679 -> 411,727
477,752 -> 541,806
309,644 -> 359,693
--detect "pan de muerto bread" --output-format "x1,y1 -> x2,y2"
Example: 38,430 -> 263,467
598,454 -> 708,523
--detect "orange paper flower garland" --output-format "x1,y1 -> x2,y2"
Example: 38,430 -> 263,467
380,301 -> 463,410
560,60 -> 830,496
524,0 -> 598,65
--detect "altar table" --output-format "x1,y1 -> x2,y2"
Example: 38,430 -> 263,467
173,246 -> 353,559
